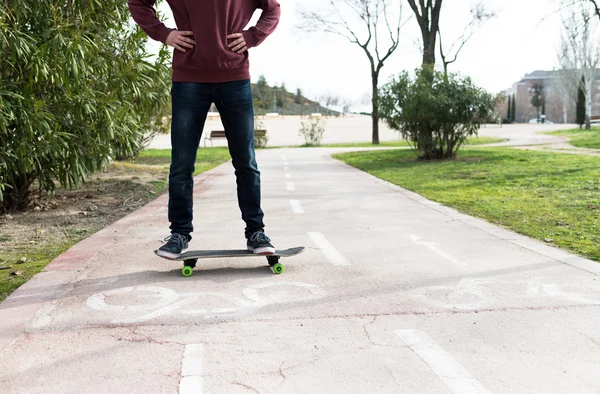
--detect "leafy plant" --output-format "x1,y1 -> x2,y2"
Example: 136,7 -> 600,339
379,67 -> 495,159
0,0 -> 171,211
254,116 -> 268,148
299,117 -> 326,147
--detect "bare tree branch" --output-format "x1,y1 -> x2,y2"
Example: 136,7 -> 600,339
297,0 -> 404,144
439,2 -> 497,74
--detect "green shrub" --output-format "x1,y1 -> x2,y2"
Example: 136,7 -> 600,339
299,117 -> 326,147
0,0 -> 171,211
379,67 -> 495,159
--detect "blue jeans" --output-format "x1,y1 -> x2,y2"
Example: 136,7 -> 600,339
168,80 -> 264,240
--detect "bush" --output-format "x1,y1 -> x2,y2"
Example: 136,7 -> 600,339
0,0 -> 171,211
299,117 -> 326,146
254,117 -> 268,148
379,67 -> 495,159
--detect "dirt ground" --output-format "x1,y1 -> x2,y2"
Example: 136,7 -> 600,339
0,162 -> 169,301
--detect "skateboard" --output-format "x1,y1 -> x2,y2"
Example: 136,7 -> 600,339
154,247 -> 305,277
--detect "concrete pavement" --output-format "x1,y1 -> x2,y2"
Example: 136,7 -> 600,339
1,147 -> 600,393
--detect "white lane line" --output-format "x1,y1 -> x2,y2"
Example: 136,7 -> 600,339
285,173 -> 292,179
280,154 -> 287,161
307,232 -> 350,266
290,199 -> 305,214
395,330 -> 490,394
179,344 -> 204,394
286,182 -> 296,192
284,166 -> 290,171
410,235 -> 467,266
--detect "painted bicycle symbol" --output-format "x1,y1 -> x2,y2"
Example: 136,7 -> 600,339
87,281 -> 327,324
411,276 -> 600,310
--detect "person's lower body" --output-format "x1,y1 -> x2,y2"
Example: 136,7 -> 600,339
157,80 -> 274,258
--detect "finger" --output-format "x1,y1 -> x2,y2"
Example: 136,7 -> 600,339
227,33 -> 243,39
231,42 -> 246,52
179,31 -> 194,36
177,40 -> 194,49
236,46 -> 247,54
181,37 -> 196,45
228,37 -> 245,48
173,44 -> 186,52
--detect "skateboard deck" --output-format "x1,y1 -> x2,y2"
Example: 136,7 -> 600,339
154,247 -> 305,276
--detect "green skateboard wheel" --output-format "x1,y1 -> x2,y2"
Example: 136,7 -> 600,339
271,263 -> 284,275
181,266 -> 194,277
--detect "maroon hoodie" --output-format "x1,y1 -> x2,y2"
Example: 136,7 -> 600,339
127,0 -> 281,83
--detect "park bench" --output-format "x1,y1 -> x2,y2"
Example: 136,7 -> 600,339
204,130 -> 226,147
591,115 -> 600,124
204,129 -> 268,148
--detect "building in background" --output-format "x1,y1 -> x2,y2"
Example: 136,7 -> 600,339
497,70 -> 600,123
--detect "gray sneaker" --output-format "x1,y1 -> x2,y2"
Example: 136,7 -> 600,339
247,231 -> 275,255
156,233 -> 189,259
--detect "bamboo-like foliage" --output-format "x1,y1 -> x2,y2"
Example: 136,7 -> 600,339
0,0 -> 171,211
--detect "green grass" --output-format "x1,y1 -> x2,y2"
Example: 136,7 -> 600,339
314,136 -> 505,148
0,242 -> 76,302
334,148 -> 600,261
135,147 -> 231,175
548,126 -> 600,149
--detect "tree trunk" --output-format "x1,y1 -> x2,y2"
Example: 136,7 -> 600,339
422,31 -> 437,66
586,83 -> 592,130
371,72 -> 380,145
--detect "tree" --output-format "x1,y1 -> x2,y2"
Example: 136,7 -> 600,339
380,68 -> 494,160
507,95 -> 512,121
591,0 -> 600,18
558,2 -> 600,130
406,0 -> 443,66
512,94 -> 517,122
577,75 -> 587,128
438,2 -> 496,75
278,83 -> 287,114
320,93 -> 341,117
299,0 -> 402,144
529,83 -> 545,123
255,74 -> 269,108
295,88 -> 303,104
541,102 -> 546,123
0,0 -> 170,211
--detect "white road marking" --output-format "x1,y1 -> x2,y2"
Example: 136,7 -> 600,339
410,235 -> 467,266
180,344 -> 204,394
307,232 -> 350,266
290,199 -> 305,214
242,281 -> 327,306
285,173 -> 292,179
395,330 -> 490,394
280,154 -> 287,161
286,182 -> 295,192
87,283 -> 327,323
284,166 -> 290,171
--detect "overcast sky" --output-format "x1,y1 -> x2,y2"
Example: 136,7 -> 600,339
149,0 -> 565,110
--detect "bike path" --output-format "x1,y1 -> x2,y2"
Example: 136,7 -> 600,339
1,148 -> 600,393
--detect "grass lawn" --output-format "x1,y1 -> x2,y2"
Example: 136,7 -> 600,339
316,136 -> 505,148
334,148 -> 600,261
0,148 -> 230,302
133,147 -> 231,175
547,126 -> 600,149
